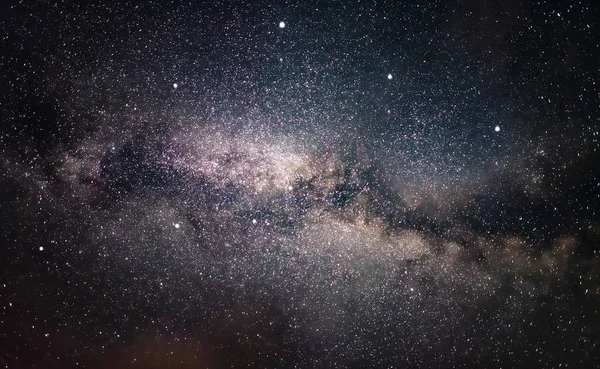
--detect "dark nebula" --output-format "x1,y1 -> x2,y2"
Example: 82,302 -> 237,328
1,1 -> 599,368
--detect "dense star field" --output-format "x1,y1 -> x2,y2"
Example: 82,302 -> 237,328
1,1 -> 599,368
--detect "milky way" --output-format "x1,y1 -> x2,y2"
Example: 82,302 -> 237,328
1,1 -> 599,368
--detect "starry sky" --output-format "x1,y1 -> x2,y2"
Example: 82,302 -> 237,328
1,1 -> 599,368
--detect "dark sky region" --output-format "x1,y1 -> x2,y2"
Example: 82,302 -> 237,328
0,0 -> 599,368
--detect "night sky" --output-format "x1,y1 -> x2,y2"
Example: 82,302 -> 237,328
1,1 -> 599,368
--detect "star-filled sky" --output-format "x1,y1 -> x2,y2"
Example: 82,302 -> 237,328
1,1 -> 599,368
